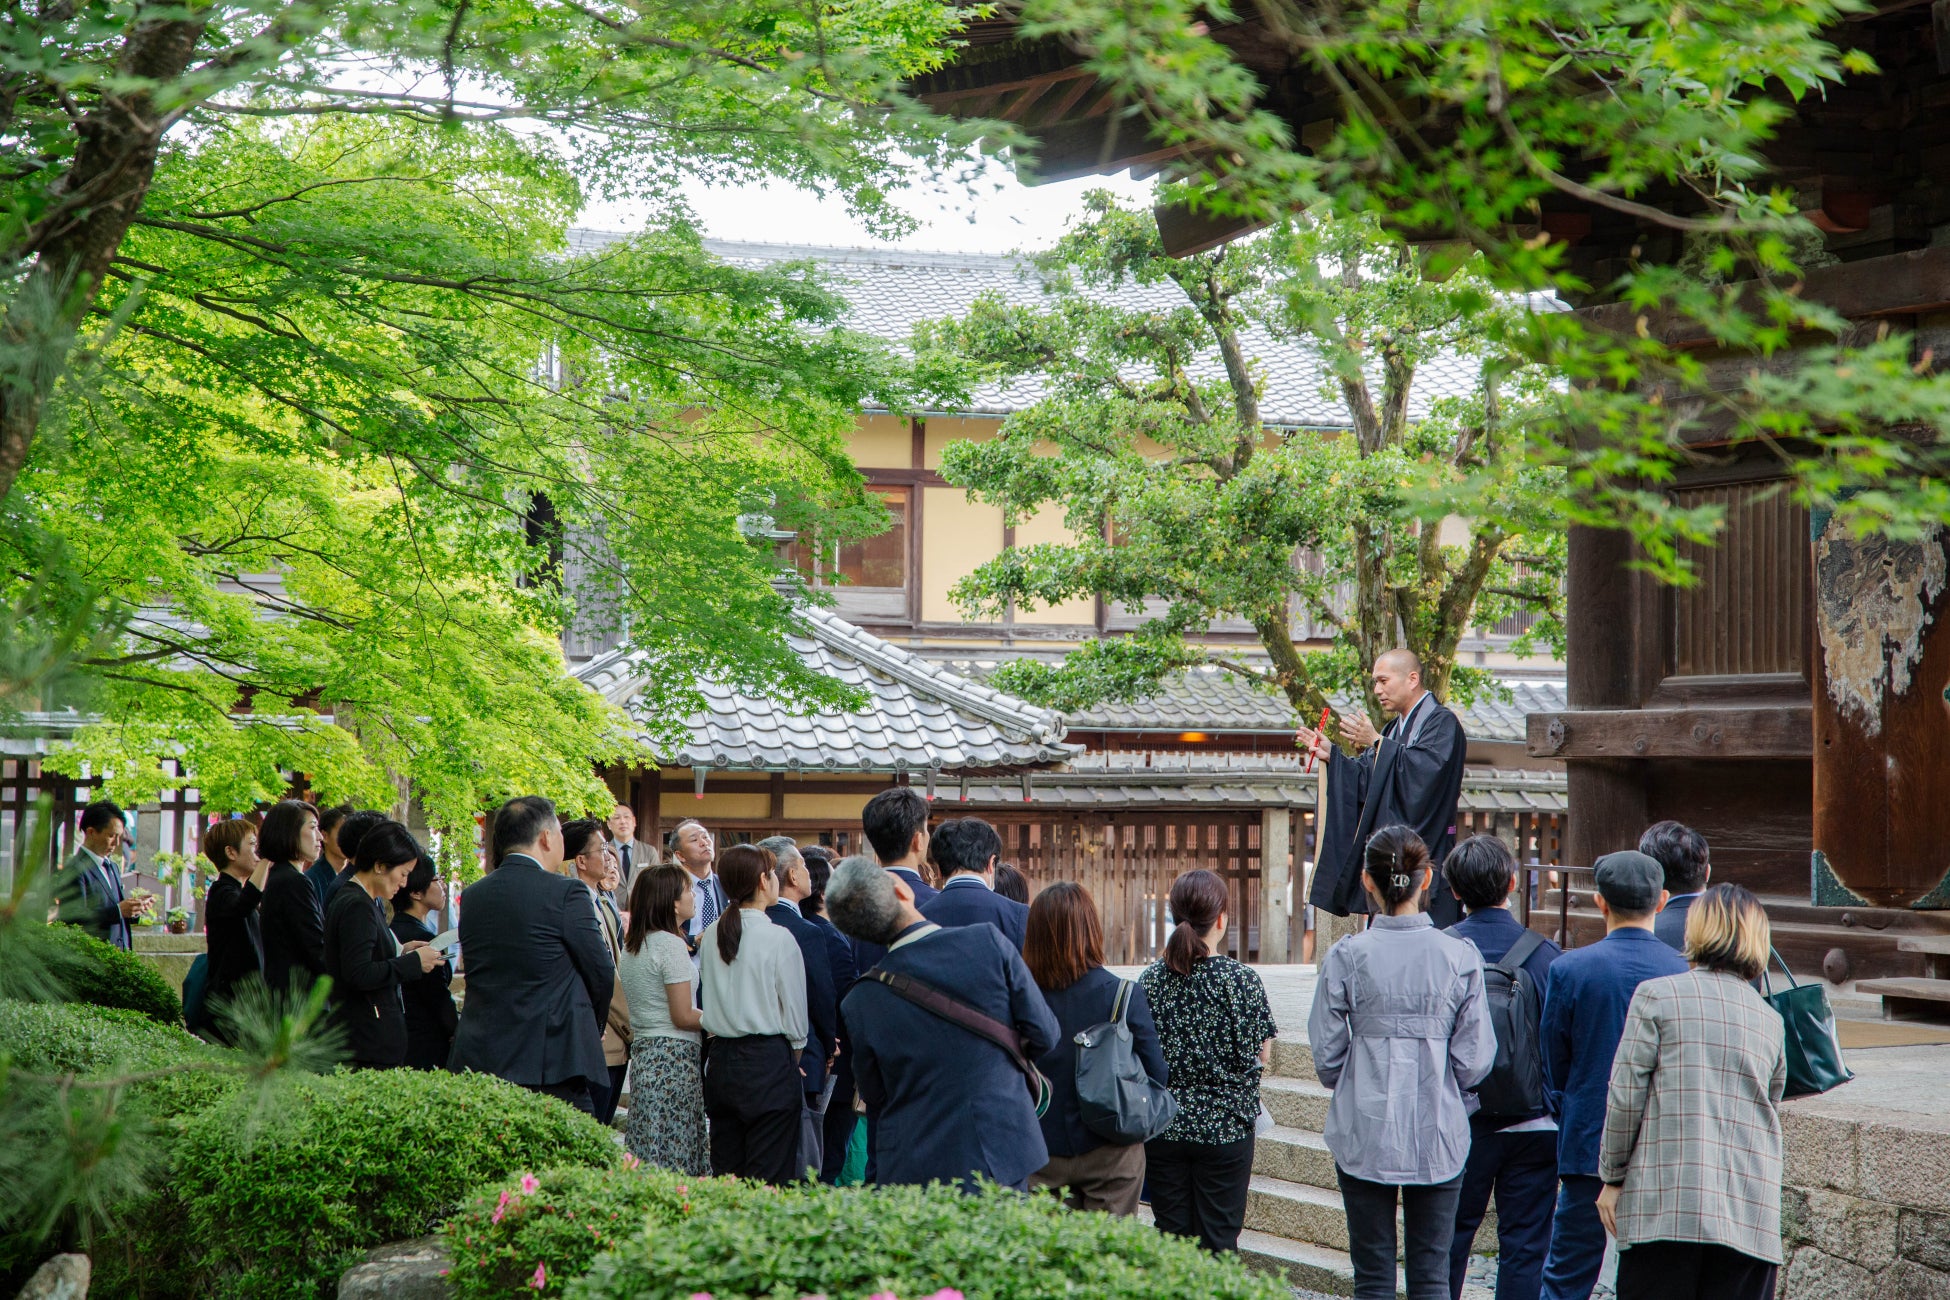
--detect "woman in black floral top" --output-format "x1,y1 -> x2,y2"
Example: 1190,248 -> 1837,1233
1139,869 -> 1279,1253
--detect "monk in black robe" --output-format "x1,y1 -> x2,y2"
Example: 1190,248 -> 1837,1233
1299,649 -> 1468,927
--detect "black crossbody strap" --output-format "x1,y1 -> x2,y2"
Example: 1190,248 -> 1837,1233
866,968 -> 1037,1085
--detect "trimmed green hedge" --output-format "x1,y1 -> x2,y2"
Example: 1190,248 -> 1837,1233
168,1069 -> 619,1300
569,1180 -> 1291,1300
0,998 -> 240,1120
39,922 -> 183,1025
444,1165 -> 762,1300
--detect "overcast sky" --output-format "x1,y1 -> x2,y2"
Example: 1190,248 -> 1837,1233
578,157 -> 1157,256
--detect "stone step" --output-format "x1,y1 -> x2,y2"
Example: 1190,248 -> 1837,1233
1268,1037 -> 1314,1080
1260,1074 -> 1333,1130
1856,977 -> 1950,1024
1244,1173 -> 1354,1252
1253,1124 -> 1338,1189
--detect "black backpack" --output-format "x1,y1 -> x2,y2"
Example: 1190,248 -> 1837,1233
1468,930 -> 1547,1119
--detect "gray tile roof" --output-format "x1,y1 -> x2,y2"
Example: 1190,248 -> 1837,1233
943,661 -> 1565,743
565,230 -> 1524,428
947,753 -> 1566,812
573,602 -> 1080,773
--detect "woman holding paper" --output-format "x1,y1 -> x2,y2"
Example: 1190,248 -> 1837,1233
325,821 -> 442,1069
390,852 -> 459,1070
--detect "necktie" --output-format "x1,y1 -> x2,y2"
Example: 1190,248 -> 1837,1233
698,878 -> 720,931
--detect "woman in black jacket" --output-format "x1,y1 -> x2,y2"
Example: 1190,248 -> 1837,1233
1024,881 -> 1169,1216
389,852 -> 458,1069
324,821 -> 442,1068
258,800 -> 327,1000
200,818 -> 271,1040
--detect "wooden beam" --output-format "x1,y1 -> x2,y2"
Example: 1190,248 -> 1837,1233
1018,114 -> 1185,184
1156,200 -> 1270,258
1580,245 -> 1950,346
1528,706 -> 1813,759
1259,808 -> 1291,963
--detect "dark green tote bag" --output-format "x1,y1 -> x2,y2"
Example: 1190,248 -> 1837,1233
1763,949 -> 1853,1099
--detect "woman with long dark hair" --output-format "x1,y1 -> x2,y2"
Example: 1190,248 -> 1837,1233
697,843 -> 807,1183
617,864 -> 708,1174
325,821 -> 442,1069
1025,881 -> 1168,1215
1139,868 -> 1278,1252
1307,825 -> 1496,1299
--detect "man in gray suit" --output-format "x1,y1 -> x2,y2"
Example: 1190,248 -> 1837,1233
53,799 -> 150,949
605,802 -> 657,895
449,796 -> 614,1113
1641,821 -> 1711,952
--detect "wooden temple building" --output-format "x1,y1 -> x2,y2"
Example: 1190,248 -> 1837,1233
908,2 -> 1950,997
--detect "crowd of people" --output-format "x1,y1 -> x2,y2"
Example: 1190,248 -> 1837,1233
49,780 -> 1790,1300
1308,819 -> 1787,1300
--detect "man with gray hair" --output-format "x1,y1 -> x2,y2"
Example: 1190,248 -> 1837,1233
758,836 -> 841,1175
827,855 -> 1059,1191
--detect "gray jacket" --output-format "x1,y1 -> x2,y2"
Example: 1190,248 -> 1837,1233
1307,913 -> 1496,1183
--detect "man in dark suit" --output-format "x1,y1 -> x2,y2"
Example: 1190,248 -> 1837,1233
1538,851 -> 1687,1300
800,845 -> 862,1183
849,786 -> 940,975
449,796 -> 614,1113
1300,649 -> 1470,928
1640,820 -> 1712,952
758,836 -> 841,1176
827,855 -> 1059,1192
920,817 -> 1028,949
53,799 -> 149,949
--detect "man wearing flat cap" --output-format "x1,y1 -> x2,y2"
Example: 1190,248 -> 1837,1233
1534,851 -> 1689,1300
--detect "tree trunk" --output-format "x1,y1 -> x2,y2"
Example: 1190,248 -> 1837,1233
0,10 -> 207,503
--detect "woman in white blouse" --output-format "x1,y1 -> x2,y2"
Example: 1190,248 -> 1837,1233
618,865 -> 707,1174
698,843 -> 808,1184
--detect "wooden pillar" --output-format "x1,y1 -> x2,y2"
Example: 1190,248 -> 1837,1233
1259,807 -> 1291,964
1564,524 -> 1652,866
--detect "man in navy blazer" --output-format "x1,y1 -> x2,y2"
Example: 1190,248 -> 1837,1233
827,855 -> 1059,1192
1638,820 -> 1712,952
849,786 -> 940,975
920,817 -> 1029,950
1538,851 -> 1687,1300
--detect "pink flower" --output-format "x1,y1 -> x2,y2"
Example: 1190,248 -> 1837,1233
926,1292 -> 966,1300
621,1152 -> 642,1170
530,1262 -> 547,1290
492,1190 -> 512,1224
676,1184 -> 690,1196
689,1293 -> 715,1300
520,1173 -> 540,1195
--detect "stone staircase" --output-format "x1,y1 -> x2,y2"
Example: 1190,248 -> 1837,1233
1233,1037 -> 1495,1297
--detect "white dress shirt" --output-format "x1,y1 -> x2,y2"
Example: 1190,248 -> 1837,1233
698,907 -> 807,1049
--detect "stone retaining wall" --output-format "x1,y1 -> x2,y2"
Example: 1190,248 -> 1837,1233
1779,1103 -> 1950,1298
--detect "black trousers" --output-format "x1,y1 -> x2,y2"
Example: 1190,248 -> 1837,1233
524,1078 -> 593,1114
820,1055 -> 858,1184
1338,1166 -> 1465,1300
1145,1134 -> 1254,1253
1617,1239 -> 1777,1300
1448,1121 -> 1558,1300
588,1062 -> 628,1127
702,1034 -> 803,1186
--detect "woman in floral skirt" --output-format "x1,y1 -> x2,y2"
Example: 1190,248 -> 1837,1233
617,864 -> 708,1174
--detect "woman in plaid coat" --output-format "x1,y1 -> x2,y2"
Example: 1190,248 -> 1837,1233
1597,883 -> 1788,1300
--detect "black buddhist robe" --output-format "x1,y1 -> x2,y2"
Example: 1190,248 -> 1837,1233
1308,692 -> 1468,926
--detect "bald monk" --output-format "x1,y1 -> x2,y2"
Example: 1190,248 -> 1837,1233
1297,650 -> 1468,928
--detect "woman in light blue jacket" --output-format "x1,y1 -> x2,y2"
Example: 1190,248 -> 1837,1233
1307,824 -> 1496,1300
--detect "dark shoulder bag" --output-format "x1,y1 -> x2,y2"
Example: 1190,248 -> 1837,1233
1074,980 -> 1178,1143
865,968 -> 1051,1116
1763,948 -> 1852,1098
